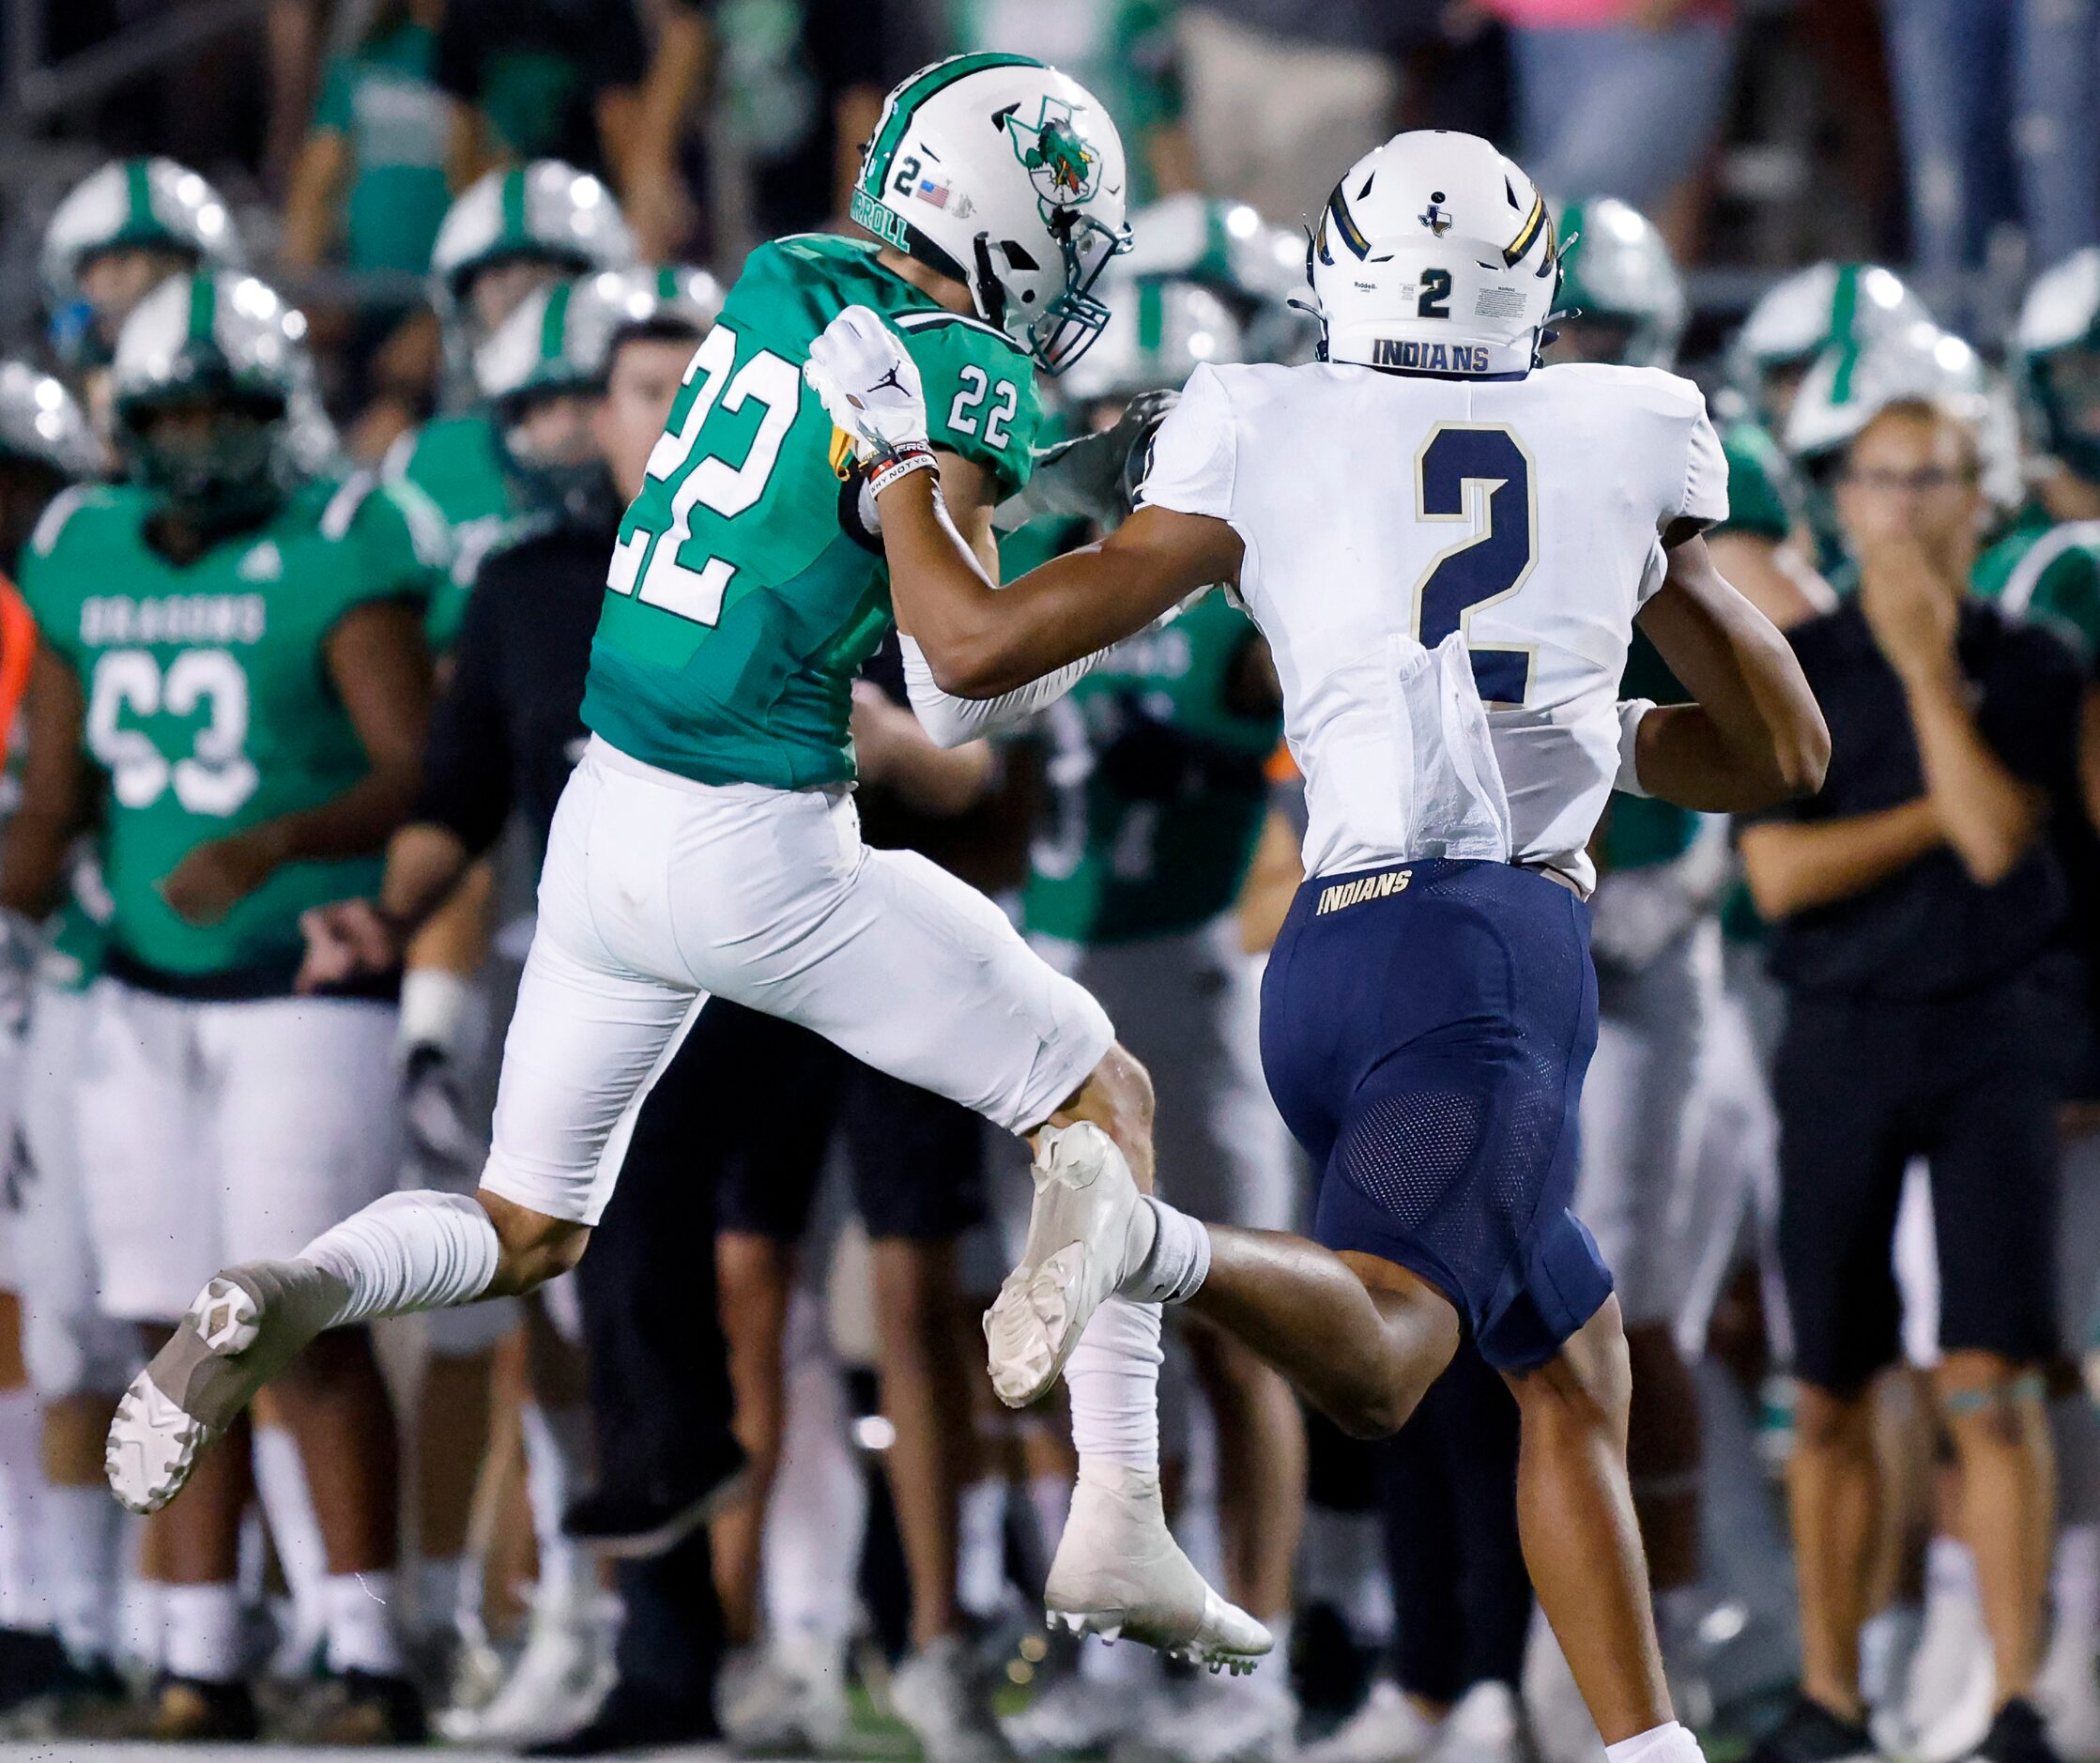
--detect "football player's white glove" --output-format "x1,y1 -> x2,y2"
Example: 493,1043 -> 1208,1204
805,306 -> 932,483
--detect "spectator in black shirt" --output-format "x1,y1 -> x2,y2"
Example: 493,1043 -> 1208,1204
1740,399 -> 2087,1763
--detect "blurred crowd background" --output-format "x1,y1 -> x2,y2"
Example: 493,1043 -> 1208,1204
2,0 -> 2100,1760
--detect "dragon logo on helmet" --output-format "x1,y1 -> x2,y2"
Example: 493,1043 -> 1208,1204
999,97 -> 1101,207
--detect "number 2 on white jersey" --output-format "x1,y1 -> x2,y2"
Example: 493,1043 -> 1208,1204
1410,423 -> 1537,706
607,320 -> 802,626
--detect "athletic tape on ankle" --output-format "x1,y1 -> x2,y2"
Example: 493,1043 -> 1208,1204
1941,1372 -> 2047,1417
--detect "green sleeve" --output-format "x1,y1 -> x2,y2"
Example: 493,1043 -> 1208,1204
329,475 -> 451,621
2027,548 -> 2100,664
313,55 -> 356,135
904,318 -> 1043,499
1716,422 -> 1796,544
13,490 -> 96,671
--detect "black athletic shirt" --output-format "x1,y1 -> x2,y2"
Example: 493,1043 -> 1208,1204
414,516 -> 605,856
1750,597 -> 2086,1001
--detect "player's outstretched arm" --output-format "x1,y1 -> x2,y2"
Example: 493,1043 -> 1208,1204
805,304 -> 1238,698
882,489 -> 1239,698
1631,529 -> 1831,812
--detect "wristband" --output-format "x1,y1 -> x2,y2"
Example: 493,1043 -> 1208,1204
399,965 -> 474,1059
1614,698 -> 1655,798
868,444 -> 938,497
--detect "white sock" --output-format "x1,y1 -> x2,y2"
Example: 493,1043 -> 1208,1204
298,1190 -> 502,1327
1605,1721 -> 1704,1763
323,1570 -> 404,1675
2056,1524 -> 2100,1640
958,1479 -> 1008,1619
1028,1472 -> 1071,1565
1926,1534 -> 1978,1603
250,1423 -> 328,1654
1298,1506 -> 1394,1648
520,1403 -> 593,1602
161,1581 -> 246,1681
41,1481 -> 120,1662
1122,1199 -> 1210,1305
1065,1296 -> 1163,1477
1860,1602 -> 1923,1708
0,1387 -> 40,1629
415,1556 -> 467,1637
762,1295 -> 863,1643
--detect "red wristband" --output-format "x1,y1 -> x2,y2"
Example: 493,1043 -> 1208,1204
868,444 -> 938,496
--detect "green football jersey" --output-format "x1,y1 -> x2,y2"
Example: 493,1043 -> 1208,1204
1972,503 -> 2100,664
584,234 -> 1044,790
387,409 -> 517,649
20,474 -> 444,985
1717,420 -> 1798,544
1024,590 -> 1279,945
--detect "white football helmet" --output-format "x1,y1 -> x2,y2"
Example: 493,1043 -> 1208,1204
1786,319 -> 2021,508
1307,130 -> 1559,376
40,156 -> 245,314
1730,262 -> 1932,421
0,361 -> 101,481
1551,197 -> 1685,369
2016,248 -> 2100,483
475,266 -> 718,408
1121,192 -> 1316,361
1056,275 -> 1247,406
850,54 -> 1130,374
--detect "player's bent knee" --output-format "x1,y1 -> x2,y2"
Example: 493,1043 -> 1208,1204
1938,1355 -> 2047,1450
477,1189 -> 590,1294
1330,1379 -> 1425,1441
1792,1381 -> 1873,1452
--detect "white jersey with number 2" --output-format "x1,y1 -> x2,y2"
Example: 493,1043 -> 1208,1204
1137,359 -> 1730,895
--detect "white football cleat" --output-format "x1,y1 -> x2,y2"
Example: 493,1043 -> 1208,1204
1004,1671 -> 1165,1757
1897,1572 -> 1994,1763
891,1633 -> 1018,1763
106,1260 -> 347,1514
986,1123 -> 1154,1409
2034,1620 -> 2100,1763
437,1587 -> 618,1746
718,1633 -> 851,1754
1299,1680 -> 1443,1763
1431,1682 -> 1523,1763
1045,1464 -> 1270,1671
1141,1665 -> 1300,1763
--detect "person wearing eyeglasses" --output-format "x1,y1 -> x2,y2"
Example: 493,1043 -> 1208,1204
1740,396 -> 2092,1763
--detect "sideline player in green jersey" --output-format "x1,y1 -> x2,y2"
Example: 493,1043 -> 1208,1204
6,270 -> 442,1741
387,159 -> 639,646
113,54 -> 1268,1673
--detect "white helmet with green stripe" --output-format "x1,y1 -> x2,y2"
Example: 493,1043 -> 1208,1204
1551,197 -> 1684,369
2016,248 -> 2100,483
476,266 -> 721,408
108,270 -> 311,520
40,156 -> 244,314
430,161 -> 636,307
1730,262 -> 1931,428
1056,275 -> 1246,406
851,53 -> 1131,375
1785,319 -> 2022,507
1120,193 -> 1317,363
